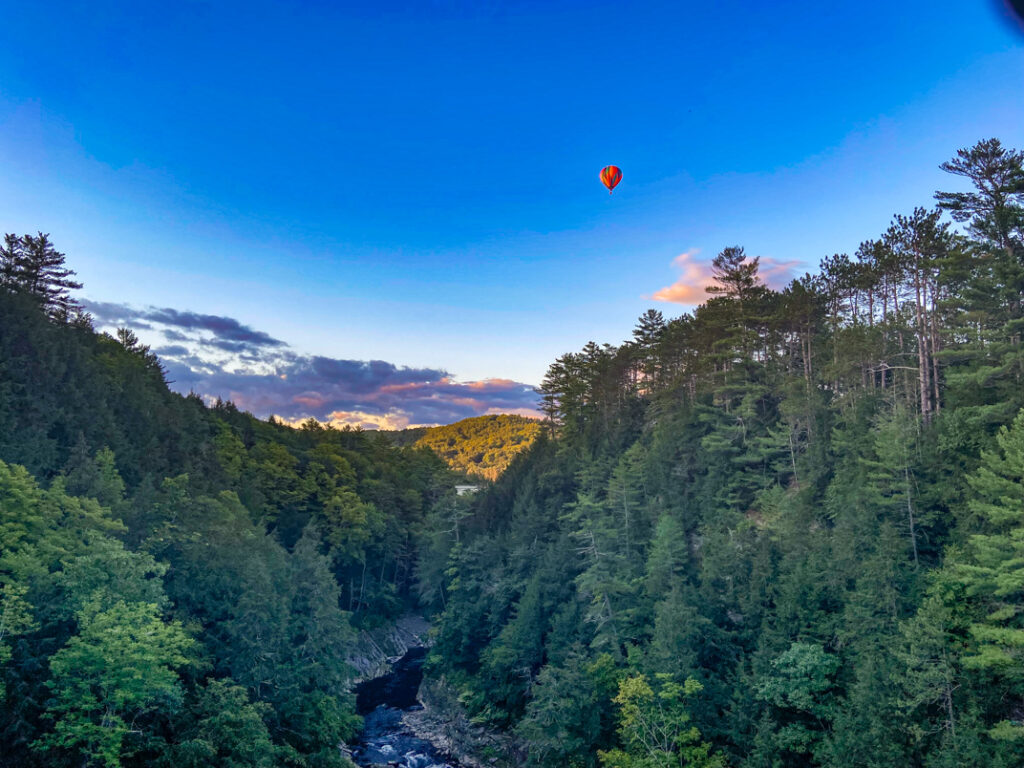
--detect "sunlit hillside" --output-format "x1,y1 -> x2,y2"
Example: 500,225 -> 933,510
394,414 -> 542,481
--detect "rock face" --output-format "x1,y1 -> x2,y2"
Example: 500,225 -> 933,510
347,614 -> 431,682
347,615 -> 521,768
400,678 -> 523,768
355,647 -> 429,714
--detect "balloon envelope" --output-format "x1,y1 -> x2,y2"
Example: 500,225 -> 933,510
600,165 -> 622,193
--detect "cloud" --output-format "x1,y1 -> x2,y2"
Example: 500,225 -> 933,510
143,307 -> 285,347
650,249 -> 801,306
651,250 -> 712,305
759,258 -> 803,288
275,411 -> 416,431
85,298 -> 540,428
83,301 -> 285,353
324,410 -> 415,431
83,300 -> 157,330
485,406 -> 547,419
174,362 -> 539,428
153,344 -> 191,357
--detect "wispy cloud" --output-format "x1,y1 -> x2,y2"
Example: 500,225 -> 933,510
650,249 -> 800,306
651,249 -> 712,305
86,301 -> 285,354
759,258 -> 803,288
86,300 -> 540,428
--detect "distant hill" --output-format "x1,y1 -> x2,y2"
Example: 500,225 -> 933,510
404,414 -> 542,481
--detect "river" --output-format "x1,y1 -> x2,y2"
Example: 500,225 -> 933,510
351,647 -> 460,768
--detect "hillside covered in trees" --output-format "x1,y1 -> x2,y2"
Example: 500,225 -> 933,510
402,414 -> 541,481
3,137 -> 1024,768
0,236 -> 459,768
417,138 -> 1024,768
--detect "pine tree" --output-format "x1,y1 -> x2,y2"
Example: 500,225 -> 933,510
947,409 -> 1024,743
0,233 -> 25,290
633,309 -> 667,389
1,233 -> 82,317
516,646 -> 610,768
707,246 -> 763,304
935,138 -> 1024,256
754,642 -> 839,766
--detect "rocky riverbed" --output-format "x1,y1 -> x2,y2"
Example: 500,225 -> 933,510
351,647 -> 460,768
346,614 -> 520,768
348,642 -> 520,768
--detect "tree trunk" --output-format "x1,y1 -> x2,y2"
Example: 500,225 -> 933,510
913,251 -> 931,424
930,279 -> 942,415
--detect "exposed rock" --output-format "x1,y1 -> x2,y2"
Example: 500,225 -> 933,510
399,676 -> 523,768
348,617 -> 521,768
347,614 -> 431,682
355,647 -> 428,713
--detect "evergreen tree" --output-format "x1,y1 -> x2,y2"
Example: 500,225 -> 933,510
0,233 -> 82,317
517,646 -> 608,768
945,409 -> 1024,749
935,138 -> 1024,255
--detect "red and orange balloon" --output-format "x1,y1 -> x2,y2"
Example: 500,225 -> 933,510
600,165 -> 622,194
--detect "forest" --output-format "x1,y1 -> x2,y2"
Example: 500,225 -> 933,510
394,414 -> 541,481
420,138 -> 1024,768
1,137 -> 1023,768
0,233 -> 456,767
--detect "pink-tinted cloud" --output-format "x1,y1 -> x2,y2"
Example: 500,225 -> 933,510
466,378 -> 517,390
198,365 -> 540,428
86,301 -> 541,428
447,396 -> 487,408
323,410 -> 416,430
759,258 -> 803,288
650,249 -> 801,306
377,377 -> 455,395
485,406 -> 544,419
293,393 -> 329,408
651,250 -> 713,305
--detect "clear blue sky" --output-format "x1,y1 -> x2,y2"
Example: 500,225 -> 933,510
1,1 -> 1022,426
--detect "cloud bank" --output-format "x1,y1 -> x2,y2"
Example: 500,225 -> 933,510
651,249 -> 801,306
84,301 -> 540,428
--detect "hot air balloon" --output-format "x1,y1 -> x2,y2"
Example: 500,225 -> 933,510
600,165 -> 622,194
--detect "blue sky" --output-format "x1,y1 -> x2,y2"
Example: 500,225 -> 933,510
1,1 -> 1022,427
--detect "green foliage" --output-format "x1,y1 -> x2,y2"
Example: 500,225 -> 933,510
755,643 -> 838,762
930,409 -> 1024,758
34,601 -> 194,768
0,249 -> 453,766
423,140 -> 1024,768
958,411 -> 1024,675
409,414 -> 542,481
516,646 -> 610,768
6,137 -> 1024,768
0,232 -> 83,317
598,674 -> 724,768
159,679 -> 290,768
